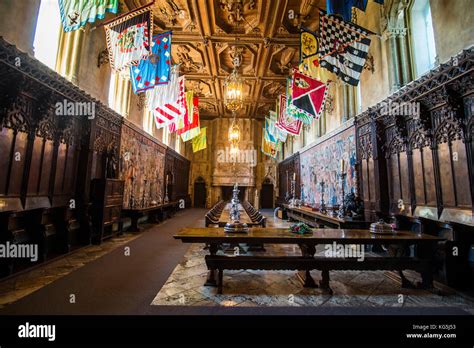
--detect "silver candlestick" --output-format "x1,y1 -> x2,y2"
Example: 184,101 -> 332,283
319,180 -> 327,214
338,172 -> 347,219
289,178 -> 296,207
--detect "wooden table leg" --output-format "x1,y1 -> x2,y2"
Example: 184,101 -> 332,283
128,214 -> 141,232
416,241 -> 437,290
399,270 -> 416,288
204,243 -> 218,287
218,269 -> 223,294
319,270 -> 333,294
298,244 -> 318,288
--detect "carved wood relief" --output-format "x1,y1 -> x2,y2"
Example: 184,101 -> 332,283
355,48 -> 474,223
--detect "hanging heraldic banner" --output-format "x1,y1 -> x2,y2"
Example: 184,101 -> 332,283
261,128 -> 279,159
145,67 -> 185,130
130,31 -> 172,94
59,0 -> 119,32
276,94 -> 302,136
291,70 -> 328,119
179,95 -> 201,142
166,76 -> 186,133
192,127 -> 207,153
270,110 -> 287,143
319,9 -> 372,86
104,4 -> 153,72
286,77 -> 312,125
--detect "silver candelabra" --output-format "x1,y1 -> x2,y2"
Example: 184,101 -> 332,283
224,183 -> 249,233
289,177 -> 296,207
338,172 -> 347,219
319,180 -> 327,214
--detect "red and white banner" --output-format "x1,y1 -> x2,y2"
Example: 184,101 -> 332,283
146,68 -> 185,129
276,94 -> 302,136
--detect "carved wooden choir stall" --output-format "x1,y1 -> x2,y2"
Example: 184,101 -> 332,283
0,37 -> 190,277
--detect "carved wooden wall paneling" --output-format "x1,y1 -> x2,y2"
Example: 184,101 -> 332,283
164,148 -> 191,202
0,37 -> 124,208
355,48 -> 474,223
277,152 -> 300,202
0,37 -> 127,262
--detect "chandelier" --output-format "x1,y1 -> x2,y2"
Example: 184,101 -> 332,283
225,46 -> 244,154
228,114 -> 240,154
224,67 -> 243,112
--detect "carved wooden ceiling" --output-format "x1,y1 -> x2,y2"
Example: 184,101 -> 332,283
121,0 -> 325,119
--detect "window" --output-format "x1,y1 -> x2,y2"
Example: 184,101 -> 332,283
34,0 -> 83,83
356,83 -> 362,115
175,135 -> 181,154
143,109 -> 154,135
410,0 -> 437,77
162,127 -> 169,146
108,72 -> 131,117
33,0 -> 61,69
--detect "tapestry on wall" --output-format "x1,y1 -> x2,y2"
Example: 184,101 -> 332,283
130,31 -> 172,94
119,126 -> 166,209
104,4 -> 153,72
299,125 -> 356,207
59,0 -> 119,32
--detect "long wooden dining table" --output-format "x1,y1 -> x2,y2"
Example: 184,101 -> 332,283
217,203 -> 254,226
174,227 -> 444,294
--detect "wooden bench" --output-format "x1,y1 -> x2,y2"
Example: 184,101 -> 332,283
122,201 -> 179,232
206,255 -> 430,294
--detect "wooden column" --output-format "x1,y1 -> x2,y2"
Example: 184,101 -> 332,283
371,118 -> 389,215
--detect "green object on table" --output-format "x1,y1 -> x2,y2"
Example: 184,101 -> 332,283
289,222 -> 313,234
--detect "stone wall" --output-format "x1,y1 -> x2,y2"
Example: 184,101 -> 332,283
0,0 -> 40,55
186,118 -> 277,208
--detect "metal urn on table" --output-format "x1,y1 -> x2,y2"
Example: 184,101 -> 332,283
224,183 -> 249,233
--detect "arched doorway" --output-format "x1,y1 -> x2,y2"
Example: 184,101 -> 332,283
194,177 -> 207,208
260,178 -> 274,209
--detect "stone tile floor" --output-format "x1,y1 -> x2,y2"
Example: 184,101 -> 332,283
0,232 -> 140,310
152,213 -> 474,311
